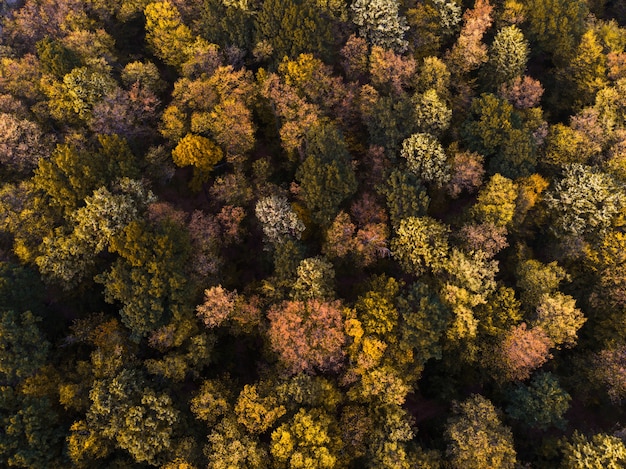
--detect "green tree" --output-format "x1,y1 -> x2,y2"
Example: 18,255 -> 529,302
296,122 -> 357,227
254,0 -> 335,64
0,390 -> 65,468
0,310 -> 49,387
505,372 -> 570,430
562,29 -> 609,110
379,169 -> 430,228
523,0 -> 588,64
71,368 -> 179,466
445,394 -> 517,469
463,93 -> 539,178
95,220 -> 191,339
36,37 -> 81,78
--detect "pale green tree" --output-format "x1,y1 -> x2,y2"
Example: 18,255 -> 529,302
489,25 -> 529,83
351,0 -> 409,52
544,164 -> 625,239
255,195 -> 305,245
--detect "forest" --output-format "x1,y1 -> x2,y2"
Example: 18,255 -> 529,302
1,0 -> 626,467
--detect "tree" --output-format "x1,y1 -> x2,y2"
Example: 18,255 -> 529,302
463,93 -> 540,178
505,372 -> 571,430
413,89 -> 452,136
544,164 -> 626,239
205,417 -> 269,469
36,180 -> 153,288
498,75 -> 544,109
523,0 -> 588,64
190,378 -> 233,426
95,220 -> 191,339
197,0 -> 255,52
445,394 -> 517,469
267,299 -> 346,375
445,0 -> 493,76
497,323 -> 552,381
255,195 -> 306,245
235,384 -> 286,434
561,29 -> 608,110
369,46 -> 417,96
561,432 -> 626,469
296,122 -> 357,226
441,248 -> 499,341
391,216 -> 450,276
593,345 -> 626,403
90,83 -> 161,144
44,65 -> 119,123
488,25 -> 529,84
120,61 -> 165,94
0,112 -> 54,175
270,407 -> 343,469
516,258 -> 568,308
351,0 -> 409,52
400,132 -> 450,186
144,1 -> 197,68
446,149 -> 485,198
0,391 -> 65,468
533,292 -> 586,349
171,133 -> 223,190
0,310 -> 49,387
70,368 -> 179,466
291,257 -> 336,301
471,173 -> 518,228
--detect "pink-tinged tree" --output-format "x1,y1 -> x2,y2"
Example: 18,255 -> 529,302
340,35 -> 369,82
258,71 -> 320,158
498,75 -> 544,109
593,345 -> 626,404
497,323 -> 553,381
90,83 -> 161,143
457,223 -> 508,258
0,113 -> 54,175
369,46 -> 417,96
445,0 -> 493,77
267,299 -> 346,375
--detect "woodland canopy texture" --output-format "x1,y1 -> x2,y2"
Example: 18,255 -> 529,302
2,0 -> 626,467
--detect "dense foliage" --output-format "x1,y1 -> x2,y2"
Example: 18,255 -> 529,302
2,0 -> 626,467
